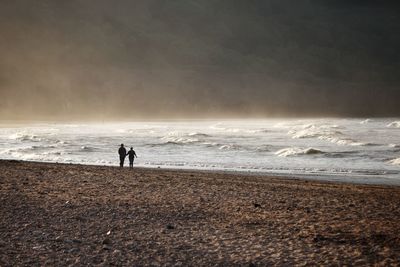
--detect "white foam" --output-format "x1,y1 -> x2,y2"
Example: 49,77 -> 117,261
80,146 -> 96,151
275,147 -> 324,157
160,136 -> 199,144
360,119 -> 372,124
388,158 -> 400,165
187,132 -> 210,138
1,119 -> 399,184
7,151 -> 61,162
387,121 -> 400,128
289,124 -> 342,139
218,144 -> 241,150
9,132 -> 41,142
288,124 -> 371,146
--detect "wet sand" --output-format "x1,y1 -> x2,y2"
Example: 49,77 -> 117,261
1,160 -> 399,266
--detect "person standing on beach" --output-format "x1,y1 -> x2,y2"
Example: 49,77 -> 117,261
118,144 -> 127,167
127,147 -> 137,169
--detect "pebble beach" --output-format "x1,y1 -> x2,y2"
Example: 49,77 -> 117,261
1,160 -> 399,266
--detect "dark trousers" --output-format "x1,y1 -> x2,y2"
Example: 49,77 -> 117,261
129,157 -> 134,168
120,156 -> 126,167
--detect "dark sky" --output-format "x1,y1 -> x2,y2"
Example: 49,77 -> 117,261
1,0 -> 399,120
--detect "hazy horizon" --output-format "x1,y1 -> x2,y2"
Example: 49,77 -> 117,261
1,0 -> 400,120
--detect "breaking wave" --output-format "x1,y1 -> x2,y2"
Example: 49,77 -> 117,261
1,119 -> 399,184
387,121 -> 400,128
9,132 -> 42,142
161,136 -> 200,144
218,144 -> 242,150
275,147 -> 324,157
388,158 -> 400,165
187,132 -> 211,138
80,146 -> 97,152
288,124 -> 374,146
360,119 -> 372,124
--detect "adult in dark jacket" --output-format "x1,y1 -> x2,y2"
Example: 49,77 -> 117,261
127,147 -> 137,169
118,144 -> 127,167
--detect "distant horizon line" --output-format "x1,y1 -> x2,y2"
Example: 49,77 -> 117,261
0,116 -> 399,124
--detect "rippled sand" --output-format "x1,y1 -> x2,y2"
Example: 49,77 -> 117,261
1,160 -> 399,266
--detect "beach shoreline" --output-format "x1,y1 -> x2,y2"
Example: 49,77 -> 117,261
3,159 -> 400,187
1,159 -> 400,265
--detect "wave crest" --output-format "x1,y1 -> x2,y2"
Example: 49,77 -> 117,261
388,158 -> 400,165
387,121 -> 400,128
275,147 -> 324,157
187,132 -> 211,138
9,132 -> 42,142
289,124 -> 373,146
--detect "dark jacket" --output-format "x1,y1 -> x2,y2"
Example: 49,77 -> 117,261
118,147 -> 127,157
127,150 -> 136,159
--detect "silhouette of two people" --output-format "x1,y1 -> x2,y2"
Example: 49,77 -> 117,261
118,144 -> 137,168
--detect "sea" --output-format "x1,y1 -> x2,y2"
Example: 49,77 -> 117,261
1,118 -> 399,185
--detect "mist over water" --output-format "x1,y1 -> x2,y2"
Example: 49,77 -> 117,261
1,118 -> 399,185
1,1 -> 400,119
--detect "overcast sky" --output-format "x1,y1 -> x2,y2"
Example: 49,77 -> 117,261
1,0 -> 399,120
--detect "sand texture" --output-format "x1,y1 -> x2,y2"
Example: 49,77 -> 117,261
1,160 -> 400,266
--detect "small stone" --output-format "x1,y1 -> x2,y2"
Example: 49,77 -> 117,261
112,249 -> 121,255
102,245 -> 112,250
68,248 -> 80,253
102,238 -> 112,245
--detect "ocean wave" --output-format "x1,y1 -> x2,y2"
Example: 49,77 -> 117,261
161,136 -> 200,144
8,132 -> 42,142
203,142 -> 220,147
4,151 -> 62,162
147,136 -> 201,147
187,132 -> 211,138
255,145 -> 272,152
275,147 -> 324,157
288,124 -> 373,146
389,144 -> 400,148
201,142 -> 244,150
288,124 -> 343,139
80,146 -> 97,152
246,129 -> 269,134
387,121 -> 400,128
360,119 -> 372,124
218,144 -> 242,150
147,141 -> 184,147
388,158 -> 400,165
0,145 -> 58,155
318,136 -> 374,146
324,151 -> 360,158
